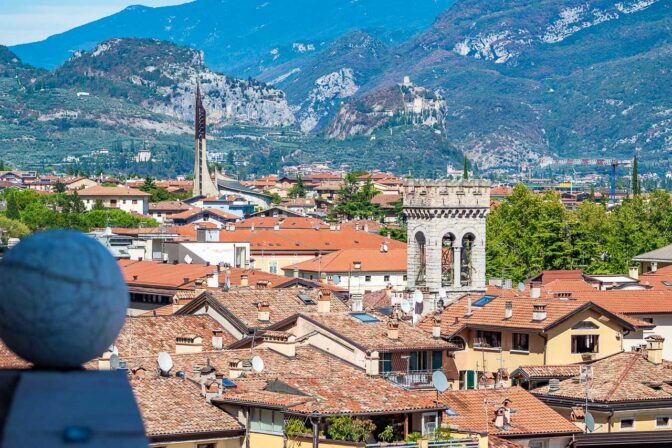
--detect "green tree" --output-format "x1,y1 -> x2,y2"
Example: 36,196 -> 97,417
140,175 -> 156,192
288,174 -> 306,198
463,155 -> 469,180
270,192 -> 282,205
326,416 -> 376,443
331,173 -> 381,220
632,155 -> 640,196
5,193 -> 20,220
0,216 -> 30,244
93,199 -> 106,210
53,180 -> 67,193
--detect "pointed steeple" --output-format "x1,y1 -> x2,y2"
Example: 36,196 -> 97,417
195,81 -> 206,140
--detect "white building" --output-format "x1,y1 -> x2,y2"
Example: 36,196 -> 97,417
78,185 -> 150,215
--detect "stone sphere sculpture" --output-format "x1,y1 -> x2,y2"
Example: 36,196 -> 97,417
0,230 -> 128,368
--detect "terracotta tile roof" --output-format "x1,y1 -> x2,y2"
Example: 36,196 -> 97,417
283,248 -> 406,273
113,315 -> 235,358
533,351 -> 672,403
511,365 -> 582,380
281,198 -> 317,208
363,288 -> 394,310
148,201 -> 191,213
571,289 -> 672,315
222,268 -> 288,287
180,289 -> 349,332
489,436 -> 524,448
417,294 -> 649,336
540,279 -> 597,293
340,219 -> 385,232
276,313 -> 454,353
490,186 -> 514,197
169,207 -> 238,221
436,387 -> 580,436
371,194 -> 401,206
215,228 -> 405,254
528,270 -> 584,285
0,340 -> 31,368
131,376 -> 243,437
235,216 -> 328,230
78,185 -> 150,197
638,266 -> 672,291
121,260 -> 216,289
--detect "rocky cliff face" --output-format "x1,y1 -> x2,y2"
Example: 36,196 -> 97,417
47,38 -> 295,128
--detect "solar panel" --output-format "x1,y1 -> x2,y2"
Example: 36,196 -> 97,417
350,313 -> 380,323
472,295 -> 497,307
221,378 -> 237,388
298,294 -> 316,305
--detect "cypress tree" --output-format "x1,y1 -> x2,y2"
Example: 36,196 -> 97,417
463,155 -> 469,180
632,155 -> 640,196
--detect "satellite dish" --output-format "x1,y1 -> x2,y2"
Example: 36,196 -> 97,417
184,254 -> 193,264
400,299 -> 412,314
432,371 -> 449,393
517,282 -> 525,293
332,274 -> 341,285
251,356 -> 265,373
109,354 -> 120,370
157,352 -> 173,374
413,290 -> 424,304
585,411 -> 595,433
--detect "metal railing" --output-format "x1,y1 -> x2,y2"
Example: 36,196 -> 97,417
366,439 -> 479,448
380,370 -> 443,390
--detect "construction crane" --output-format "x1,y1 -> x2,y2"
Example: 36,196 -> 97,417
539,158 -> 632,204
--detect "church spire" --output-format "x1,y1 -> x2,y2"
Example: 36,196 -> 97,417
195,81 -> 206,140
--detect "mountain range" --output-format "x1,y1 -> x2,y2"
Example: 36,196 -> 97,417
2,0 -> 671,176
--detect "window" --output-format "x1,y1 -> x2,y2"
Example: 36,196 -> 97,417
384,275 -> 390,282
656,417 -> 670,429
432,350 -> 443,370
197,444 -> 215,448
475,330 -> 501,349
643,317 -> 654,324
529,441 -> 548,448
403,275 -> 408,281
448,336 -> 466,351
379,352 -> 392,373
269,261 -> 278,274
132,200 -> 138,204
512,333 -> 529,352
410,351 -> 429,371
571,320 -> 599,330
250,408 -> 283,434
422,412 -> 438,436
572,335 -> 599,354
620,418 -> 635,431
365,275 -> 372,282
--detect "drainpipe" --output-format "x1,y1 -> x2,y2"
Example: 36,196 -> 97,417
607,409 -> 614,433
245,407 -> 251,448
311,416 -> 320,448
541,332 -> 548,365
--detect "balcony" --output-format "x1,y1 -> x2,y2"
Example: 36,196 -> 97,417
381,370 -> 449,390
366,439 -> 479,448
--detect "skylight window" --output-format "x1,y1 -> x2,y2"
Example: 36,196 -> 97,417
298,294 -> 316,305
350,313 -> 380,323
662,281 -> 672,287
445,408 -> 460,417
221,378 -> 237,388
472,295 -> 497,307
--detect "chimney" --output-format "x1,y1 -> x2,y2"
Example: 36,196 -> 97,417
646,335 -> 665,365
207,269 -> 219,288
504,301 -> 513,320
530,286 -> 541,299
432,314 -> 442,339
387,319 -> 400,340
652,262 -> 658,273
364,224 -> 369,232
257,301 -> 270,322
251,224 -> 255,232
466,296 -> 473,317
380,242 -> 388,253
261,333 -> 296,358
212,329 -> 224,350
240,274 -> 249,287
273,224 -> 280,231
175,335 -> 203,354
629,266 -> 639,280
318,289 -> 331,314
365,351 -> 380,376
229,359 -> 244,379
532,303 -> 547,321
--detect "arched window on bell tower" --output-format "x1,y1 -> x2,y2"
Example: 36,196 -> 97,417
461,233 -> 475,287
414,231 -> 427,285
441,233 -> 456,287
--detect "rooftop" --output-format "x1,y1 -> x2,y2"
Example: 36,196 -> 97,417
633,243 -> 672,262
283,248 -> 407,273
77,185 -> 151,197
120,260 -> 216,289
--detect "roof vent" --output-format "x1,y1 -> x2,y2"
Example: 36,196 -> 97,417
549,378 -> 560,392
504,301 -> 513,320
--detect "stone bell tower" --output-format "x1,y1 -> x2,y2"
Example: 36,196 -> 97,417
193,83 -> 219,198
403,179 -> 490,313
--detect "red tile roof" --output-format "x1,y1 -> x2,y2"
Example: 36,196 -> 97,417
131,376 -> 243,437
148,201 -> 191,213
283,248 -> 406,273
169,207 -> 238,221
533,351 -> 672,403
120,260 -> 216,289
436,387 -> 580,436
78,185 -> 150,197
528,270 -> 584,285
235,216 -> 328,230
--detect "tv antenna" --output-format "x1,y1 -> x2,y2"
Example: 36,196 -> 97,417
157,352 -> 173,376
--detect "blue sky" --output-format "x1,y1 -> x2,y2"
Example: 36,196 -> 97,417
0,1 -> 189,46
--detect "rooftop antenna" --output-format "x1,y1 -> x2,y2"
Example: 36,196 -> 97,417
251,356 -> 265,373
157,351 -> 173,377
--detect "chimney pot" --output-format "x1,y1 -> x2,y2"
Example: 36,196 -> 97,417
387,320 -> 400,340
432,314 -> 442,339
212,329 -> 224,350
466,296 -> 473,317
318,290 -> 331,313
646,335 -> 665,365
257,301 -> 270,322
240,274 -> 249,287
532,303 -> 547,321
504,301 -> 513,320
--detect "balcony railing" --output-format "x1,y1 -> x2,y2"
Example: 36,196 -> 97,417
380,370 -> 447,390
366,439 -> 479,448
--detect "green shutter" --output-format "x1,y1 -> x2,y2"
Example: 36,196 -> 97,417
432,351 -> 443,370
